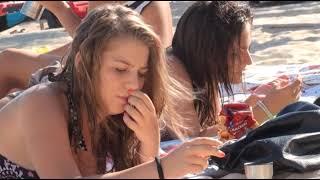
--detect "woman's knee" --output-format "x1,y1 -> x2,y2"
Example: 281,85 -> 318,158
1,48 -> 21,57
0,48 -> 24,69
0,48 -> 46,87
0,49 -> 24,85
0,48 -> 13,62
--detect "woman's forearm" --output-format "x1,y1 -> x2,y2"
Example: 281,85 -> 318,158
244,94 -> 270,124
252,105 -> 269,124
41,1 -> 81,37
139,143 -> 160,163
52,6 -> 81,37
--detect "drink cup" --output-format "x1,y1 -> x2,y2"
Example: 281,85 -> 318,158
244,162 -> 273,179
20,1 -> 45,21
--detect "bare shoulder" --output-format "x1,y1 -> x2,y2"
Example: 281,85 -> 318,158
167,55 -> 192,88
145,1 -> 171,10
7,83 -> 80,177
22,82 -> 67,124
142,1 -> 172,24
165,55 -> 201,137
141,1 -> 173,47
0,82 -> 75,173
11,83 -> 69,141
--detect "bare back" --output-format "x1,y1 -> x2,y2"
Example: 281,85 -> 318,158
0,82 -> 84,178
0,94 -> 32,169
167,54 -> 221,137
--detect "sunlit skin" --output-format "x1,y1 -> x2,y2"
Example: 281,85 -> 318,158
227,23 -> 302,124
229,23 -> 253,84
95,35 -> 161,163
98,35 -> 149,116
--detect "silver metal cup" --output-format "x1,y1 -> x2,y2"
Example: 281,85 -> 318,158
20,1 -> 45,21
244,162 -> 273,179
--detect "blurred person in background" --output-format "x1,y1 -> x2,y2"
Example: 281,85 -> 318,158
0,1 -> 173,102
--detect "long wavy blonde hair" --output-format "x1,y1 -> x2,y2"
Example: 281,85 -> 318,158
51,4 -> 190,174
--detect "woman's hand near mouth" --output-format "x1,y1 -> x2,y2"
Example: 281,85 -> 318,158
123,90 -> 160,162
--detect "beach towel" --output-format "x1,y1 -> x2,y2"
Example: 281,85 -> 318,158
222,63 -> 320,104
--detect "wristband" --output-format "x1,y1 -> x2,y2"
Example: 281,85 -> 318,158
155,156 -> 164,179
256,100 -> 274,119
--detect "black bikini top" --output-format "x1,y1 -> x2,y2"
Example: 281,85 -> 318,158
48,63 -> 87,152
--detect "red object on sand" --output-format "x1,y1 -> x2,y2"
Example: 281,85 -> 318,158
0,3 -> 6,16
67,1 -> 88,19
0,1 -> 25,15
0,1 -> 88,19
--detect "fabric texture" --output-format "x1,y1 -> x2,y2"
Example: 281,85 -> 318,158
201,102 -> 320,178
0,154 -> 39,179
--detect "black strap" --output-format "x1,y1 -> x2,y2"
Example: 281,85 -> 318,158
127,1 -> 144,9
155,156 -> 164,179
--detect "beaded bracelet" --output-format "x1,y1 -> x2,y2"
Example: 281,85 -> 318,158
256,100 -> 274,119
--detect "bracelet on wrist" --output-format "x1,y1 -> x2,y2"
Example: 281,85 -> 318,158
256,100 -> 274,119
155,156 -> 164,179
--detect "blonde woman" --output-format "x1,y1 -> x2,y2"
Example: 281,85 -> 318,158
0,5 -> 224,178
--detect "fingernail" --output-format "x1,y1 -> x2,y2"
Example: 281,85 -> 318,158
218,150 -> 225,157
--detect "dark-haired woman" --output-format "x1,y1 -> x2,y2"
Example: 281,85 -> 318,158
164,1 -> 302,138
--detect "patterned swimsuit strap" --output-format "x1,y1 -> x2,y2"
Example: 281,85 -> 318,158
48,66 -> 87,151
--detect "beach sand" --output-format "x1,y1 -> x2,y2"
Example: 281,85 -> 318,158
0,1 -> 319,66
250,1 -> 320,65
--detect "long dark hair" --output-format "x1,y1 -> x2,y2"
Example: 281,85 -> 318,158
171,1 -> 253,128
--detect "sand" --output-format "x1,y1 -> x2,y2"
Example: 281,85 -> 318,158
250,1 -> 320,65
0,1 -> 319,66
